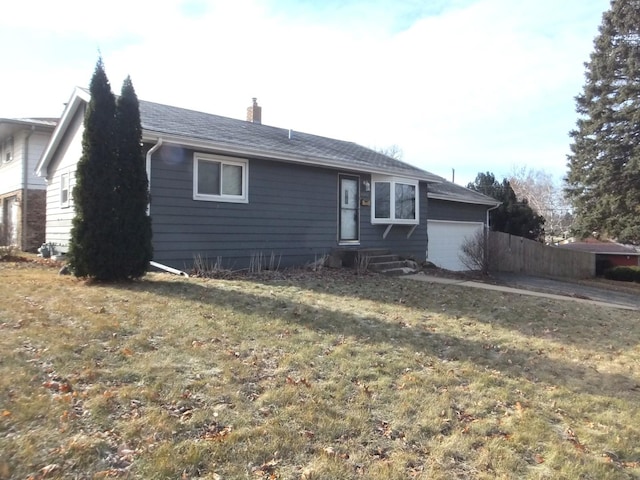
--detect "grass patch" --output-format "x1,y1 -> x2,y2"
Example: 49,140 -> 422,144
1,260 -> 639,479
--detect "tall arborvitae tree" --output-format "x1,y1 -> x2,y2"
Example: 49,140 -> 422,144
565,0 -> 640,243
68,58 -> 119,279
114,76 -> 152,278
468,172 -> 545,241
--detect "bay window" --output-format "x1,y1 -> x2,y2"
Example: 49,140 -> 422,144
371,175 -> 419,224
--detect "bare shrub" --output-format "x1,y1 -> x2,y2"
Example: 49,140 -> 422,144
305,254 -> 327,271
192,254 -> 226,277
0,245 -> 16,261
356,253 -> 370,275
249,251 -> 281,274
458,228 -> 497,274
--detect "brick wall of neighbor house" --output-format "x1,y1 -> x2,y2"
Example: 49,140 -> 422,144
25,189 -> 46,251
0,189 -> 46,250
602,254 -> 640,268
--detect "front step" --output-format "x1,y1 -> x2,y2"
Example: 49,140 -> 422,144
328,248 -> 420,275
360,252 -> 420,275
367,260 -> 406,272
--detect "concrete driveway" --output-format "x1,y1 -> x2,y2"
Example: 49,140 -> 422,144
404,272 -> 640,311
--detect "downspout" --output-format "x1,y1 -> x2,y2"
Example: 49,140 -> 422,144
145,138 -> 163,215
486,203 -> 501,230
143,138 -> 192,279
484,203 -> 501,274
22,126 -> 36,251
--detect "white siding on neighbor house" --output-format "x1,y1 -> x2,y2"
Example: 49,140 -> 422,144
44,109 -> 84,251
0,130 -> 26,194
26,132 -> 50,190
427,220 -> 484,271
0,130 -> 49,194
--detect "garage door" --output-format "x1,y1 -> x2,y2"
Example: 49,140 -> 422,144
427,220 -> 484,271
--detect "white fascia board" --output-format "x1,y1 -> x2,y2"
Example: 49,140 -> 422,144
427,219 -> 486,226
427,192 -> 501,206
142,131 -> 442,184
35,87 -> 90,178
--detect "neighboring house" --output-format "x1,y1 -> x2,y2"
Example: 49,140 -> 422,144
427,180 -> 500,271
557,238 -> 640,275
0,118 -> 57,250
36,87 -> 496,272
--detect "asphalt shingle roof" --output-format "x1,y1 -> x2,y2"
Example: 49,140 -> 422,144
557,241 -> 640,255
428,177 -> 500,206
138,99 -> 441,182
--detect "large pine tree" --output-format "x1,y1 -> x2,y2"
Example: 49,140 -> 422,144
68,58 -> 119,279
565,0 -> 640,243
114,76 -> 153,278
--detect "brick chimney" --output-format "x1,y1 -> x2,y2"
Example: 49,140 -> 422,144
247,97 -> 262,124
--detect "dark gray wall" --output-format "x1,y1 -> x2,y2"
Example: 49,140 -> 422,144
427,198 -> 488,223
148,144 -> 429,271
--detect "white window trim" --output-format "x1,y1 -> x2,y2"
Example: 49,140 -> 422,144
60,172 -> 70,208
3,137 -> 13,163
193,153 -> 249,203
371,175 -> 419,225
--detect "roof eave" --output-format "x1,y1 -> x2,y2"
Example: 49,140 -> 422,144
35,87 -> 90,177
142,131 -> 442,183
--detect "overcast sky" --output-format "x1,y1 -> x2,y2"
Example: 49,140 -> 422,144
1,0 -> 610,186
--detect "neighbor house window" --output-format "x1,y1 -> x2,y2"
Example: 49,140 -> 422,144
193,153 -> 248,203
3,137 -> 13,163
60,173 -> 71,208
371,175 -> 419,224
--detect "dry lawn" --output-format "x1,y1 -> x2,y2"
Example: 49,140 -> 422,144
1,258 -> 640,479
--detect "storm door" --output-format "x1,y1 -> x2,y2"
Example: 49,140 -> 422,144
3,196 -> 18,246
339,175 -> 359,243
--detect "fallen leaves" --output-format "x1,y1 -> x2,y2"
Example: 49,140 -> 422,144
39,464 -> 59,478
199,422 -> 232,441
42,379 -> 73,393
376,421 -> 405,440
252,458 -> 280,478
286,376 -> 311,388
322,446 -> 350,460
564,427 -> 587,452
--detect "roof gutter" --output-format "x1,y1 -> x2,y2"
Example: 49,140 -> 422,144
141,132 -> 442,184
427,192 -> 501,206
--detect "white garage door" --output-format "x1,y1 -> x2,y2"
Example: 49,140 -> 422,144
427,220 -> 484,271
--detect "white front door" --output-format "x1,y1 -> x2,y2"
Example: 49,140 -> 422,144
339,175 -> 359,243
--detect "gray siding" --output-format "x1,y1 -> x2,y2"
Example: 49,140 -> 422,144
427,198 -> 487,223
149,145 -> 429,270
359,179 -> 428,260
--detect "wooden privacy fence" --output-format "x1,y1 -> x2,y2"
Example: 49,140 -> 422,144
488,231 -> 595,279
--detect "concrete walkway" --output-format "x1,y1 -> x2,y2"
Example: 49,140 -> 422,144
403,272 -> 639,311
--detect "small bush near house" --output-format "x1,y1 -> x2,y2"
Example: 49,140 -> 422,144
458,228 -> 498,274
0,245 -> 15,260
603,265 -> 640,282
